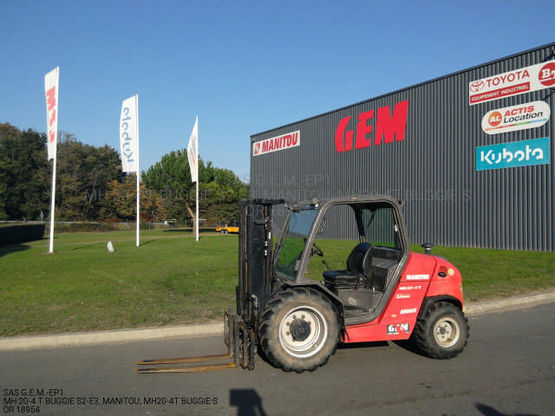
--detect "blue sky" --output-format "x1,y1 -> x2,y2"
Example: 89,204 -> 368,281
1,1 -> 554,182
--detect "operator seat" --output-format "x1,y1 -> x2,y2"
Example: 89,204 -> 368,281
323,242 -> 371,290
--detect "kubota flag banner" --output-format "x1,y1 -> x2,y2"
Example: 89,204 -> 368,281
120,95 -> 139,173
44,67 -> 59,161
187,116 -> 199,183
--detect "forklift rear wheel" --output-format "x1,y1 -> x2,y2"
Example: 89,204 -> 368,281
258,287 -> 340,373
411,301 -> 468,359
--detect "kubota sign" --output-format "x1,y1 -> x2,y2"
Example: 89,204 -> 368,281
476,137 -> 550,171
468,60 -> 555,105
335,100 -> 409,152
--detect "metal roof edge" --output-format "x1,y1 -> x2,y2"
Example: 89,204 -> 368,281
250,42 -> 555,141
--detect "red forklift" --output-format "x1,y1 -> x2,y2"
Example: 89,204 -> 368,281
137,195 -> 468,373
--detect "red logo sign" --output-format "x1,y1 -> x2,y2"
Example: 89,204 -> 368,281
488,111 -> 502,127
469,60 -> 555,105
253,142 -> 261,155
539,62 -> 555,87
335,100 -> 409,152
253,131 -> 300,157
46,86 -> 57,143
470,81 -> 484,92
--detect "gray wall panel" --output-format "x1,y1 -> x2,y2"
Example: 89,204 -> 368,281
251,44 -> 555,251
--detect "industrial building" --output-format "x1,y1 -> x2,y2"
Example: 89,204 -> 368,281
250,43 -> 555,251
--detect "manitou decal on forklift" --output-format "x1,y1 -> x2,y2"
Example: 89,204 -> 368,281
137,195 -> 468,373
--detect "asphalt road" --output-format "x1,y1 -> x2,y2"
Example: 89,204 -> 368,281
1,303 -> 554,416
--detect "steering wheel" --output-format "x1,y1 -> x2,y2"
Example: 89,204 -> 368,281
311,242 -> 324,257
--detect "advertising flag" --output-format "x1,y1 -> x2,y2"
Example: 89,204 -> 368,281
120,95 -> 139,173
44,67 -> 59,161
187,116 -> 199,183
119,94 -> 140,247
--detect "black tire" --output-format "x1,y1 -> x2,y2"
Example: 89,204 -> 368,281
258,287 -> 340,372
410,301 -> 469,359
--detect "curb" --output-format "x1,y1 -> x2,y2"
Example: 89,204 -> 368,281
0,323 -> 223,352
463,290 -> 555,316
1,291 -> 554,352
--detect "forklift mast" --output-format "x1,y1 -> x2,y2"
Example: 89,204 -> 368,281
237,199 -> 284,326
136,199 -> 284,374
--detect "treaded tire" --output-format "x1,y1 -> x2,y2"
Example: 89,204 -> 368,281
258,287 -> 340,373
410,301 -> 469,359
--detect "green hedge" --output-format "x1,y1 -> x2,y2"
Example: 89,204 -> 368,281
0,224 -> 45,246
54,222 -> 118,233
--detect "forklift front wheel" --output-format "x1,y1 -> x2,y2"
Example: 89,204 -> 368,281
258,287 -> 340,372
278,305 -> 327,358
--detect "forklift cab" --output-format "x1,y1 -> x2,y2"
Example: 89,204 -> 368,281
273,195 -> 409,323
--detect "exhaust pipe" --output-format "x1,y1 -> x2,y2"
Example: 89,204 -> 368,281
421,242 -> 433,255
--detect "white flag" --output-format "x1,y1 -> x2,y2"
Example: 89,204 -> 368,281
44,67 -> 59,161
120,95 -> 139,173
187,116 -> 199,183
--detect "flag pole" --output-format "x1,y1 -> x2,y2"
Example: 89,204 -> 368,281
195,178 -> 199,242
195,117 -> 199,242
136,94 -> 140,247
48,155 -> 57,253
136,169 -> 140,247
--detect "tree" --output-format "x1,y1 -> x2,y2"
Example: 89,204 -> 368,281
0,123 -> 123,221
0,123 -> 49,220
201,168 -> 249,223
1,122 -> 248,225
56,134 -> 123,220
101,175 -> 165,222
142,149 -> 197,223
142,149 -> 248,224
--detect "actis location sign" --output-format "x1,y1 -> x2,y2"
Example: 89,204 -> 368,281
253,131 -> 300,157
481,101 -> 550,135
469,60 -> 555,105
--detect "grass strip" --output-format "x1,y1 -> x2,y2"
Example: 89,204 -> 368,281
0,231 -> 553,336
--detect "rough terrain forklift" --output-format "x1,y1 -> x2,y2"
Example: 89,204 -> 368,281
137,195 -> 468,373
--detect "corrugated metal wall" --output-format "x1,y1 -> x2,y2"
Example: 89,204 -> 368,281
250,44 -> 555,251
